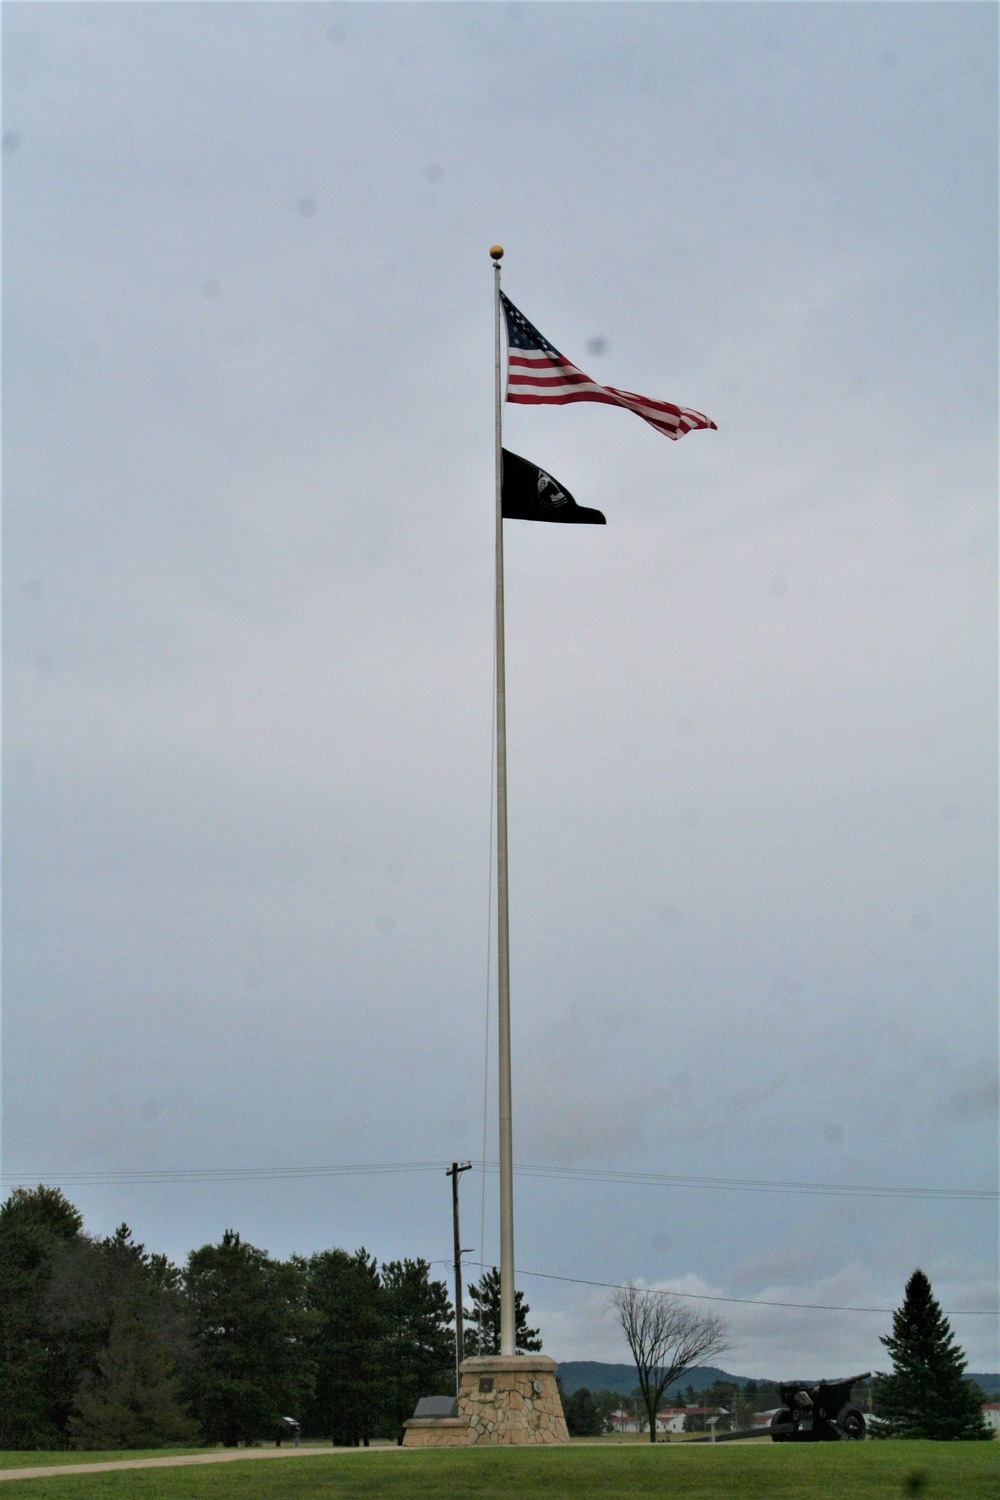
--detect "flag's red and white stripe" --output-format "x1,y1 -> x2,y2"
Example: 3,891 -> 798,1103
507,348 -> 716,440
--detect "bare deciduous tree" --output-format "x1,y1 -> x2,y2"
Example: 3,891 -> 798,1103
612,1281 -> 731,1443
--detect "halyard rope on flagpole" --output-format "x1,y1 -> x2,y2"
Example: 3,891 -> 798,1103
478,589 -> 496,1350
491,243 -> 516,1359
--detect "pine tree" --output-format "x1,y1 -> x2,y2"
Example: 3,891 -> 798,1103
185,1231 -> 317,1446
66,1296 -> 199,1449
0,1186 -> 84,1447
301,1247 -> 385,1447
563,1386 -> 603,1436
44,1222 -> 193,1440
380,1259 -> 454,1443
873,1269 -> 990,1440
462,1267 -> 541,1355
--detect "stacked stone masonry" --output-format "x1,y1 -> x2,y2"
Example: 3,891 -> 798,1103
401,1354 -> 569,1448
460,1356 -> 569,1446
400,1416 -> 471,1448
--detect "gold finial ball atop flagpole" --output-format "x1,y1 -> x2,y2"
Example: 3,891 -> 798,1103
489,244 -> 504,261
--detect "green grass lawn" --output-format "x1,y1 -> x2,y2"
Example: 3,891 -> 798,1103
0,1442 -> 996,1499
0,1451 -> 210,1469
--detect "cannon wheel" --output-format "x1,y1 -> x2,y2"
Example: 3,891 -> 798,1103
770,1408 -> 793,1442
837,1406 -> 866,1440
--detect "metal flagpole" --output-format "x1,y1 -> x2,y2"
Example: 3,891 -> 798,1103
490,244 -> 516,1359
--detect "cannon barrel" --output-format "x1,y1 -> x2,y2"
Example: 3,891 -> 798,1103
780,1372 -> 870,1395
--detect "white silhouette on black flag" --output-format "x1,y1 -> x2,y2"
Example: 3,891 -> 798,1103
501,449 -> 605,525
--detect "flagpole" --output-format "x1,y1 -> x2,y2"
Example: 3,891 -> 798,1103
490,244 -> 516,1359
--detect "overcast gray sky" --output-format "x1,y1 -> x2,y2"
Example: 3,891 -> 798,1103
3,1 -> 997,1376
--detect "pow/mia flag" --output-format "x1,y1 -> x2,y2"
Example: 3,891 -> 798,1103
501,449 -> 605,525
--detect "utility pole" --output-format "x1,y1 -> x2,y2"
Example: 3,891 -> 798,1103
446,1161 -> 472,1397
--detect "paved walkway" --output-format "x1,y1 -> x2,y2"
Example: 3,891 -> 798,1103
0,1447 -> 383,1483
0,1438 -> 757,1482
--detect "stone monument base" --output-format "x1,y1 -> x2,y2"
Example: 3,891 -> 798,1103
460,1354 -> 569,1445
403,1355 -> 568,1447
400,1414 -> 472,1448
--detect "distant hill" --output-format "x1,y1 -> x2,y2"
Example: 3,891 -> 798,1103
556,1362 -> 1000,1401
555,1363 -> 750,1397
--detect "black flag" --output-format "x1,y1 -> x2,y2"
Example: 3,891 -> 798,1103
501,449 -> 605,525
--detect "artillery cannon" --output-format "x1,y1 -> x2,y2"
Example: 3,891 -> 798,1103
769,1373 -> 869,1441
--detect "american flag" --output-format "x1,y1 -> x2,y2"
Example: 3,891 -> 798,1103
501,292 -> 716,441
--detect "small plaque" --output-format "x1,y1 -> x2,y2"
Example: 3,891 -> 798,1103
479,1377 -> 494,1393
413,1395 -> 458,1419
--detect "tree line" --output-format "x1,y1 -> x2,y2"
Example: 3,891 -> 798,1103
0,1185 -> 539,1450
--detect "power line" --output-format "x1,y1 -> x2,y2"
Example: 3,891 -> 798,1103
502,1162 -> 996,1203
454,1261 -> 996,1318
2,1159 -> 993,1202
0,1162 -> 446,1186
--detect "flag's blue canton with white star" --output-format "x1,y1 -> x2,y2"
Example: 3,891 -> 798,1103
501,293 -> 563,357
499,289 -> 717,441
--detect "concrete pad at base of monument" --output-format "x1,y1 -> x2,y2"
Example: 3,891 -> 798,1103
459,1354 -> 568,1445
